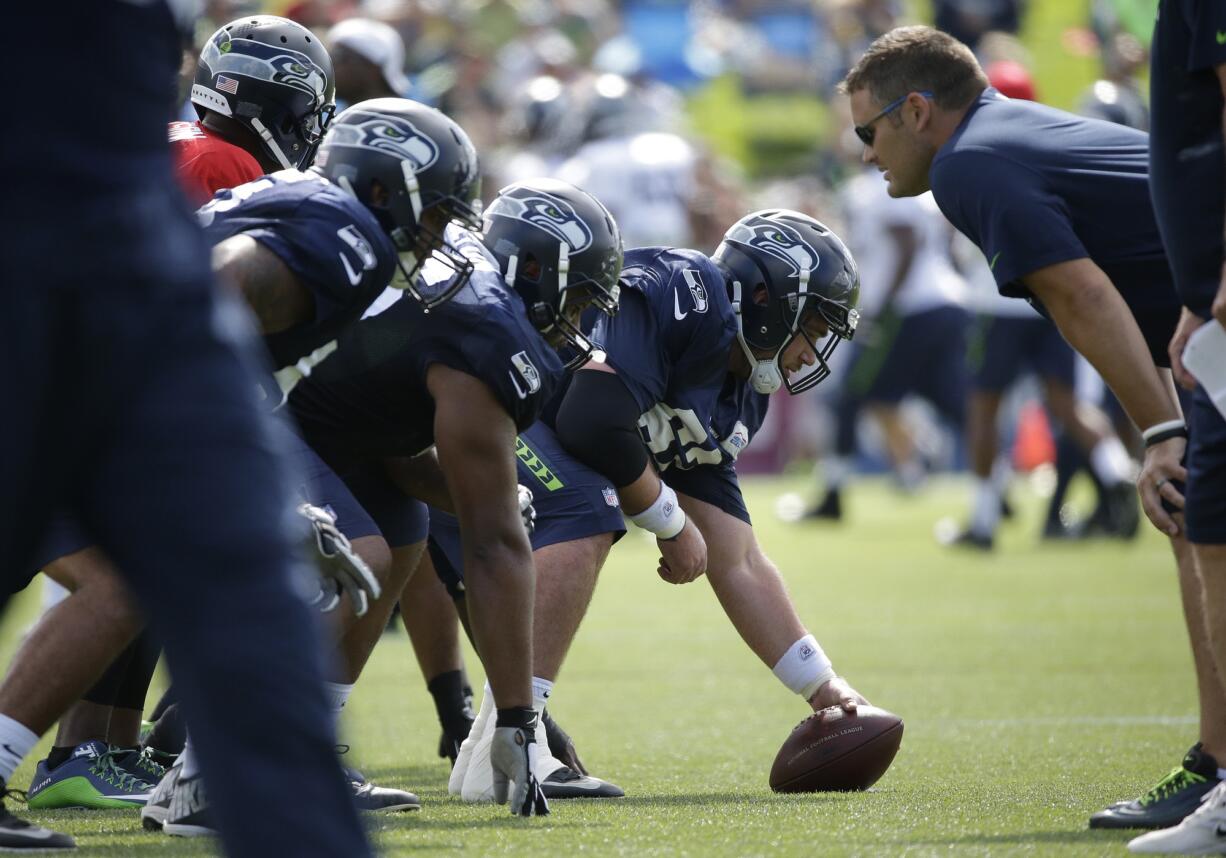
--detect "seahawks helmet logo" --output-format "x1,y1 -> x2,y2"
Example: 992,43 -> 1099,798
201,36 -> 328,102
326,116 -> 440,170
487,192 -> 593,253
726,218 -> 820,280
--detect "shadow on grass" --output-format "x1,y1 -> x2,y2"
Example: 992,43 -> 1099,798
613,791 -> 857,808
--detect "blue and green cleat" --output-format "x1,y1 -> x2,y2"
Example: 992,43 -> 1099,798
1090,743 -> 1221,830
26,740 -> 156,810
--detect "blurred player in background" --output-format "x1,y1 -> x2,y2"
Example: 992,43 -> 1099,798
841,25 -> 1213,835
556,74 -> 699,249
1127,1 -> 1226,852
1,2 -> 369,854
804,154 -> 969,521
326,18 -> 411,110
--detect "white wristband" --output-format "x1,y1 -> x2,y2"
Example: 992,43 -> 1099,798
1142,419 -> 1186,442
628,483 -> 686,539
772,634 -> 836,701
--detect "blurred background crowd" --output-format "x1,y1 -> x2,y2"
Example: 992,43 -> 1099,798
178,0 -> 1159,543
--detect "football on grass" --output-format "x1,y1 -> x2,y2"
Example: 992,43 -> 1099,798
769,705 -> 904,792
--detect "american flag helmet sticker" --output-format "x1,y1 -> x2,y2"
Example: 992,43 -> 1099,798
215,75 -> 239,95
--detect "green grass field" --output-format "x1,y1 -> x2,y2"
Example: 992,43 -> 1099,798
2,474 -> 1195,856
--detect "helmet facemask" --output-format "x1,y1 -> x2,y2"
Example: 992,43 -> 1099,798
506,243 -> 620,371
725,248 -> 859,395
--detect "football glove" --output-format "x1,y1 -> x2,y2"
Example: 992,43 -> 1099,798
297,503 -> 382,618
542,708 -> 588,776
491,720 -> 550,817
517,484 -> 537,536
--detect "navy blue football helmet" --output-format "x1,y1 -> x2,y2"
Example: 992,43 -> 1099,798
714,210 -> 859,395
314,98 -> 482,309
482,179 -> 622,368
193,16 -> 336,170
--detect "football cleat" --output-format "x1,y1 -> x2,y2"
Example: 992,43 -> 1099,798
162,774 -> 216,838
1128,781 -> 1226,853
27,741 -> 154,810
1091,744 -> 1221,830
460,706 -> 622,801
140,760 -> 179,831
449,684 -> 493,796
342,766 -> 420,812
115,747 -> 166,785
541,766 -> 625,799
936,522 -> 994,552
804,489 -> 842,522
0,789 -> 74,851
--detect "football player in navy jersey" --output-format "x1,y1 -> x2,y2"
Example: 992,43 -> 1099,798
1,1 -> 370,854
288,178 -> 624,816
451,211 -> 872,801
0,98 -> 480,836
838,25 -> 1209,831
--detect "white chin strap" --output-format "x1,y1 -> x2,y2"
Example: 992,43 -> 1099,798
249,117 -> 294,170
730,280 -> 784,395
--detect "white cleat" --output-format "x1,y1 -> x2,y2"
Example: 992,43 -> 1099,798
1130,782 -> 1226,854
460,703 -> 622,801
449,682 -> 493,797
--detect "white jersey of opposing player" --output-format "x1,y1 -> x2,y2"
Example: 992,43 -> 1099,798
840,169 -> 967,319
555,132 -> 695,249
952,231 -> 1042,319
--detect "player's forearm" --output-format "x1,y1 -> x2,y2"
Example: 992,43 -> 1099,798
618,464 -> 664,515
462,532 -> 535,710
1026,267 -> 1179,431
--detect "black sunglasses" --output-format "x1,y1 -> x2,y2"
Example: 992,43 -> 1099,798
854,90 -> 934,146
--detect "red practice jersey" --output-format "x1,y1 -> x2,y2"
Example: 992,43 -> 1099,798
169,120 -> 264,207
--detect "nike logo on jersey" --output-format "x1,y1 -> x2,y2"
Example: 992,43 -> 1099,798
673,288 -> 687,320
989,251 -> 1001,271
339,253 -> 363,286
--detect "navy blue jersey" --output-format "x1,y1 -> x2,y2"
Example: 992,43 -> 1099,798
586,247 -> 765,471
287,224 -> 564,465
930,89 -> 1175,302
5,2 -> 193,283
198,170 -> 397,397
1150,0 -> 1226,318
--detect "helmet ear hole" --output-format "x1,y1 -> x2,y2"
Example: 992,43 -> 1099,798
369,178 -> 390,209
520,254 -> 543,283
752,284 -> 770,307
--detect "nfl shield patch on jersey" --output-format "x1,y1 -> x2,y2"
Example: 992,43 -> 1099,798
602,487 -> 620,508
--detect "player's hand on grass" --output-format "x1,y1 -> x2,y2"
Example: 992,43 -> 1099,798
1138,438 -> 1187,538
298,503 -> 382,617
491,721 -> 550,817
1169,307 -> 1206,391
809,677 -> 870,714
656,518 -> 707,584
542,709 -> 588,776
517,484 -> 537,536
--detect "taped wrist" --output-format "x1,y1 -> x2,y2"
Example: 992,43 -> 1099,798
628,483 -> 686,539
555,370 -> 648,487
772,634 -> 836,700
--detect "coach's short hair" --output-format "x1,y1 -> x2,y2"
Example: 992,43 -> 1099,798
840,26 -> 988,111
